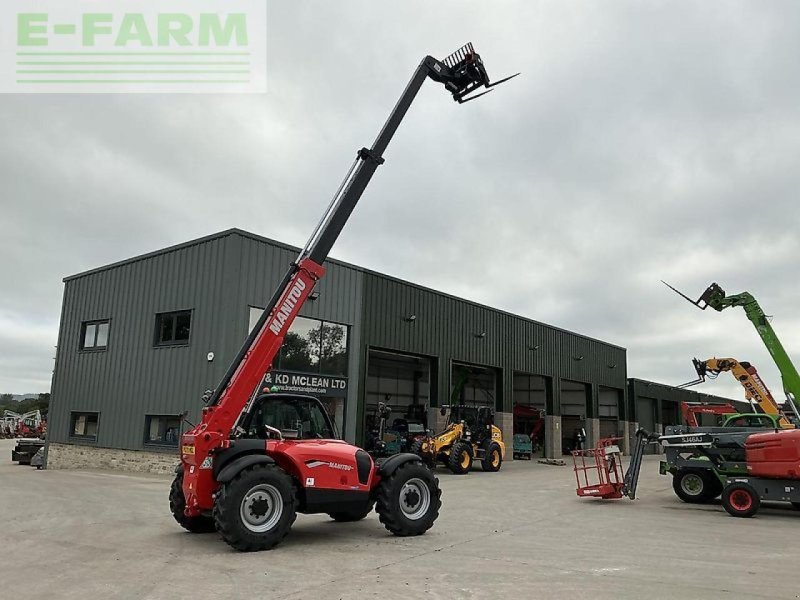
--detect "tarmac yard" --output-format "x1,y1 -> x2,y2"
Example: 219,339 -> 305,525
1,437 -> 797,600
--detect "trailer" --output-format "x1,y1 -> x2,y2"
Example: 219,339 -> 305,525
12,438 -> 45,465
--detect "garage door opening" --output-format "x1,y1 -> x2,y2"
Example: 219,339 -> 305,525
451,362 -> 498,409
599,386 -> 622,440
661,400 -> 679,428
365,350 -> 432,454
513,373 -> 547,460
637,396 -> 658,454
561,379 -> 588,454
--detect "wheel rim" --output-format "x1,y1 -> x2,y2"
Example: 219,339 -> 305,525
491,450 -> 500,467
680,473 -> 704,496
400,477 -> 431,521
730,489 -> 753,512
460,451 -> 470,468
240,483 -> 283,533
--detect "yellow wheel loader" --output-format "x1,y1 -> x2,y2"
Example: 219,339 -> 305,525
411,404 -> 505,475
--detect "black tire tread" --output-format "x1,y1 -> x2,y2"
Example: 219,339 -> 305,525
169,470 -> 216,533
722,482 -> 760,518
213,464 -> 297,552
375,461 -> 442,537
672,469 -> 714,504
410,438 -> 435,468
481,442 -> 502,472
447,441 -> 473,475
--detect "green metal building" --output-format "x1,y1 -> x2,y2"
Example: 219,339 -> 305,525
46,229 -> 641,471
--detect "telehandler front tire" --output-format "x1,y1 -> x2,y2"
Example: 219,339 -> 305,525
213,464 -> 297,552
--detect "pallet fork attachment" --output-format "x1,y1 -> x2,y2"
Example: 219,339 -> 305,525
661,280 -> 724,311
439,43 -> 520,103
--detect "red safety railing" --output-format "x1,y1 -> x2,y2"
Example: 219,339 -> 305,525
571,437 -> 625,499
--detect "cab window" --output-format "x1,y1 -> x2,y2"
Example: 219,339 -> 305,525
247,396 -> 334,440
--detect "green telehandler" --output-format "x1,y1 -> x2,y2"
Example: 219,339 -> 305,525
665,281 -> 800,418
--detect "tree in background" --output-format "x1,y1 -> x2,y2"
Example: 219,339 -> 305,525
278,331 -> 314,372
0,393 -> 50,417
308,323 -> 348,375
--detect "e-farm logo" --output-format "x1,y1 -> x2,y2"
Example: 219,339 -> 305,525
1,0 -> 266,93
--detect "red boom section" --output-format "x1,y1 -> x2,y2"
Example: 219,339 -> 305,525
180,258 -> 326,514
680,402 -> 737,427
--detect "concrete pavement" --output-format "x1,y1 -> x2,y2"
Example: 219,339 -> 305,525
1,438 -> 797,599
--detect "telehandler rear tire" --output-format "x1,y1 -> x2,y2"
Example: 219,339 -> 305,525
376,461 -> 441,537
214,464 -> 297,551
169,470 -> 216,533
447,441 -> 473,475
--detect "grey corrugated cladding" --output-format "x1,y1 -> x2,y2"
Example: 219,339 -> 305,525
357,271 -> 628,439
627,377 -> 741,423
51,233 -> 236,450
49,230 -> 363,450
50,228 -> 627,450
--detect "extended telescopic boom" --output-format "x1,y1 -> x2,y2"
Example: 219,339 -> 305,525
179,44 -> 517,518
200,43 -> 518,433
663,281 -> 800,413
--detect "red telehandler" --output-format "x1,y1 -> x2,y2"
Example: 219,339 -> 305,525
171,43 -> 518,551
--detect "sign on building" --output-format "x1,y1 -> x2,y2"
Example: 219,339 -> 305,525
262,370 -> 347,398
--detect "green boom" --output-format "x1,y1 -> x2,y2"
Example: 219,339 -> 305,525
672,281 -> 800,410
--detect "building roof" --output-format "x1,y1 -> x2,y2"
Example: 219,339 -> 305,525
628,377 -> 744,405
64,228 -> 626,351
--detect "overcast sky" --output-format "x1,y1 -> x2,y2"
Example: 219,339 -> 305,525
1,1 -> 799,403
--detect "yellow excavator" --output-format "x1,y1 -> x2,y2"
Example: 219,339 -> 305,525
680,357 -> 797,428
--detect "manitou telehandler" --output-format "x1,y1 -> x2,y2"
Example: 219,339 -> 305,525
170,43 -> 517,552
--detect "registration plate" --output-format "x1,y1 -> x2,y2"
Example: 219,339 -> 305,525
182,445 -> 195,455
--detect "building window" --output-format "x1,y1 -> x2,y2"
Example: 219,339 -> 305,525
80,320 -> 110,350
248,309 -> 349,377
70,412 -> 99,440
154,310 -> 192,346
144,415 -> 181,446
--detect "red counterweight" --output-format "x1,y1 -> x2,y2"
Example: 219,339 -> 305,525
746,429 -> 800,480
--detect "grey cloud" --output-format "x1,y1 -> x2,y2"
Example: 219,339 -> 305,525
1,1 -> 799,400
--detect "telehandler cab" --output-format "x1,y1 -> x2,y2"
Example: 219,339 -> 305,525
170,43 -> 517,551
